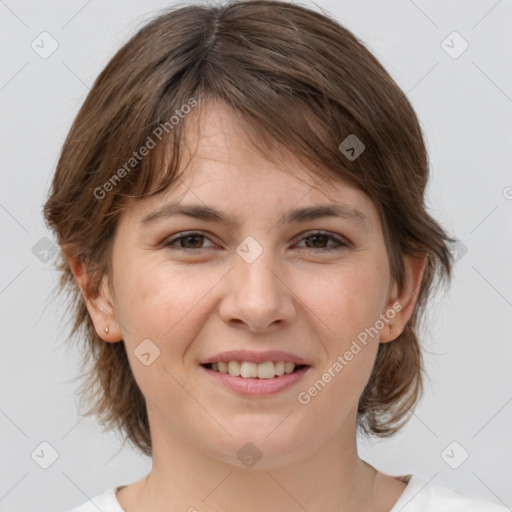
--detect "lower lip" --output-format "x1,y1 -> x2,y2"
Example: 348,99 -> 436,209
200,365 -> 311,396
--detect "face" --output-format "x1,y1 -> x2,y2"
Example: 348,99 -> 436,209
81,100 -> 417,469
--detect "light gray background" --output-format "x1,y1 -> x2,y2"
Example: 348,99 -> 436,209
1,1 -> 511,511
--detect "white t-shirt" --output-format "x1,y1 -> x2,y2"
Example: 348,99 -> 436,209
64,474 -> 511,511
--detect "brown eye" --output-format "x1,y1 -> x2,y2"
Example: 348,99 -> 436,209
304,234 -> 330,249
177,234 -> 205,249
296,231 -> 348,252
164,231 -> 215,251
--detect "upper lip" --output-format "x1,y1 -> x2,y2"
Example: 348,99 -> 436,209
200,350 -> 311,366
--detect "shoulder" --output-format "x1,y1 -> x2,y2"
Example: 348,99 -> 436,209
63,487 -> 125,512
390,474 -> 511,512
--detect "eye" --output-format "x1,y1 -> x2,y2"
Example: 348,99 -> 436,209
163,231 -> 217,251
163,230 -> 348,253
294,231 -> 349,252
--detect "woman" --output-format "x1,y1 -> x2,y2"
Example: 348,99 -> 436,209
44,1 -> 509,510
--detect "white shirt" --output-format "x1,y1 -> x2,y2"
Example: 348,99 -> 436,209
64,474 -> 511,511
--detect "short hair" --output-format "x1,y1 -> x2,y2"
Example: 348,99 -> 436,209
43,0 -> 453,457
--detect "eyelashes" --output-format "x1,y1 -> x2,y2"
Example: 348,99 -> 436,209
294,231 -> 349,251
163,230 -> 349,253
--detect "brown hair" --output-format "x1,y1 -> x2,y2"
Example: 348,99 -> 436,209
43,0 -> 454,457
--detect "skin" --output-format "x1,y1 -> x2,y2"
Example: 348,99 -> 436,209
69,99 -> 426,512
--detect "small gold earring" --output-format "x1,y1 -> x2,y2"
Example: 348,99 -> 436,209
105,327 -> 109,334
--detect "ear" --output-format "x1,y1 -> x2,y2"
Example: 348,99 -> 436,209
379,252 -> 427,343
66,251 -> 123,342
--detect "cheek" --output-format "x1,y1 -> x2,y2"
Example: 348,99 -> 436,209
113,258 -> 221,352
320,261 -> 390,397
111,262 -> 202,397
297,260 -> 388,399
297,266 -> 385,418
304,260 -> 389,343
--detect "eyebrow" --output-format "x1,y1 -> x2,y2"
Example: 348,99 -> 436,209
139,201 -> 369,229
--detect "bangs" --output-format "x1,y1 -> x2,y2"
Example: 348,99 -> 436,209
103,5 -> 390,216
110,89 -> 368,220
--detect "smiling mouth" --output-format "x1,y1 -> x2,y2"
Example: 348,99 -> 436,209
201,361 -> 309,379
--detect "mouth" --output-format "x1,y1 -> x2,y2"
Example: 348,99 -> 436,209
200,360 -> 311,396
201,361 -> 309,379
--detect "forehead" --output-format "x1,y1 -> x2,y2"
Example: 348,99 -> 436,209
122,99 -> 379,229
177,101 -> 369,198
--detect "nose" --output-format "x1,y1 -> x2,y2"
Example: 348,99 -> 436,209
218,245 -> 297,332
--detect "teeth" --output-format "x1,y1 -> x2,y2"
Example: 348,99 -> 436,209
284,361 -> 295,374
228,361 -> 241,376
240,361 -> 258,378
257,361 -> 275,379
210,361 -> 299,379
